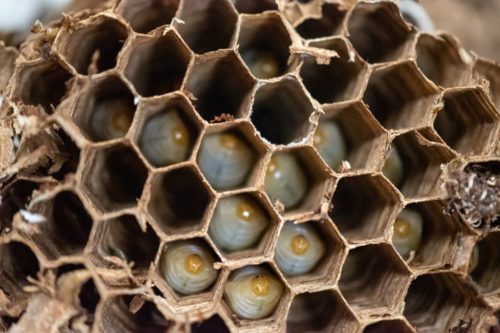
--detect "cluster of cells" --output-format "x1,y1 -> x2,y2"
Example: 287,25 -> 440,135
1,0 -> 499,332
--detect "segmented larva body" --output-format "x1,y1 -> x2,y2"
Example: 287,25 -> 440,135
90,98 -> 134,141
392,209 -> 423,259
160,241 -> 218,295
138,109 -> 192,167
241,50 -> 281,79
382,146 -> 404,186
224,266 -> 284,319
313,120 -> 347,169
198,132 -> 255,191
274,222 -> 325,276
264,152 -> 308,209
209,195 -> 269,253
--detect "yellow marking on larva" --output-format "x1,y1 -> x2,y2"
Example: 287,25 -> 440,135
111,107 -> 133,133
291,234 -> 309,255
394,217 -> 412,238
220,133 -> 242,150
237,201 -> 256,222
251,275 -> 270,296
184,254 -> 204,275
313,126 -> 325,146
172,122 -> 189,146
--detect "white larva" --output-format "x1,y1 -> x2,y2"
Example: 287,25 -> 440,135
264,152 -> 308,209
209,195 -> 269,253
398,0 -> 434,33
274,222 -> 325,276
89,98 -> 134,141
197,132 -> 255,191
382,146 -> 404,186
160,241 -> 218,295
138,109 -> 192,167
313,120 -> 347,169
224,266 -> 284,320
240,50 -> 281,79
392,208 -> 423,259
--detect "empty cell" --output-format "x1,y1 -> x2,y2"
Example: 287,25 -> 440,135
435,88 -> 500,156
330,175 -> 400,242
124,32 -> 191,97
82,144 -> 148,212
251,79 -> 315,145
12,59 -> 72,112
238,13 -> 292,79
71,75 -> 136,142
347,1 -> 414,63
296,3 -> 346,39
147,166 -> 212,234
118,0 -> 180,34
470,232 -> 500,294
233,0 -> 278,14
363,61 -> 439,130
175,0 -> 237,54
186,52 -> 255,121
57,17 -> 128,75
364,319 -> 414,333
191,315 -> 230,333
301,38 -> 367,104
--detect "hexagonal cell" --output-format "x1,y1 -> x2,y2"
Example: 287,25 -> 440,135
474,58 -> 500,111
71,75 -> 136,142
347,1 -> 414,63
470,232 -> 500,295
56,17 -> 128,75
264,146 -> 333,217
301,38 -> 367,104
339,244 -> 411,315
147,166 -> 213,234
174,0 -> 237,54
287,289 -> 359,333
186,51 -> 255,122
92,215 -> 159,272
208,191 -> 278,259
221,264 -> 289,329
364,319 -> 414,333
22,191 -> 93,259
391,201 -> 465,270
387,131 -> 456,199
434,88 -> 500,156
117,0 -> 180,34
81,144 -> 148,213
232,0 -> 277,14
415,34 -> 472,88
363,61 -> 439,130
274,219 -> 345,287
404,273 -> 486,332
296,2 -> 347,40
314,101 -> 387,172
330,174 -> 401,242
124,32 -> 191,97
197,123 -> 266,191
12,59 -> 72,112
191,314 -> 230,333
98,295 -> 172,333
238,13 -> 292,79
134,94 -> 201,168
251,79 -> 315,145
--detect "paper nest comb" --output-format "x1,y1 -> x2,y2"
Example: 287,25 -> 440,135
0,0 -> 499,332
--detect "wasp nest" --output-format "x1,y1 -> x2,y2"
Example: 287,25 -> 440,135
0,0 -> 499,332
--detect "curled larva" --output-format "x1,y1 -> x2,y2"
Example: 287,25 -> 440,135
382,146 -> 404,186
274,222 -> 325,276
468,245 -> 479,274
209,195 -> 269,253
224,266 -> 284,319
160,241 -> 218,295
90,98 -> 134,141
313,120 -> 347,169
264,153 -> 308,209
197,133 -> 255,191
392,209 -> 423,259
241,50 -> 280,79
138,109 -> 192,167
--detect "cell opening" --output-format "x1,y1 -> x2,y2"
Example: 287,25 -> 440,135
363,61 -> 438,130
118,0 -> 180,34
0,242 -> 40,296
251,80 -> 314,144
83,145 -> 148,212
364,319 -> 413,333
0,180 -> 37,235
124,33 -> 190,97
470,232 -> 500,293
296,3 -> 346,39
301,38 -> 366,104
60,18 -> 128,75
175,0 -> 237,54
186,53 -> 255,121
330,175 -> 400,242
233,0 -> 278,14
79,278 -> 100,326
148,166 -> 212,234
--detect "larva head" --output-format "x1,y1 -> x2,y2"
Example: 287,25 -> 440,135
313,120 -> 347,169
392,209 -> 423,259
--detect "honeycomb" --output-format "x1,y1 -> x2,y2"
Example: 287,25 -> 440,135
0,0 -> 499,332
